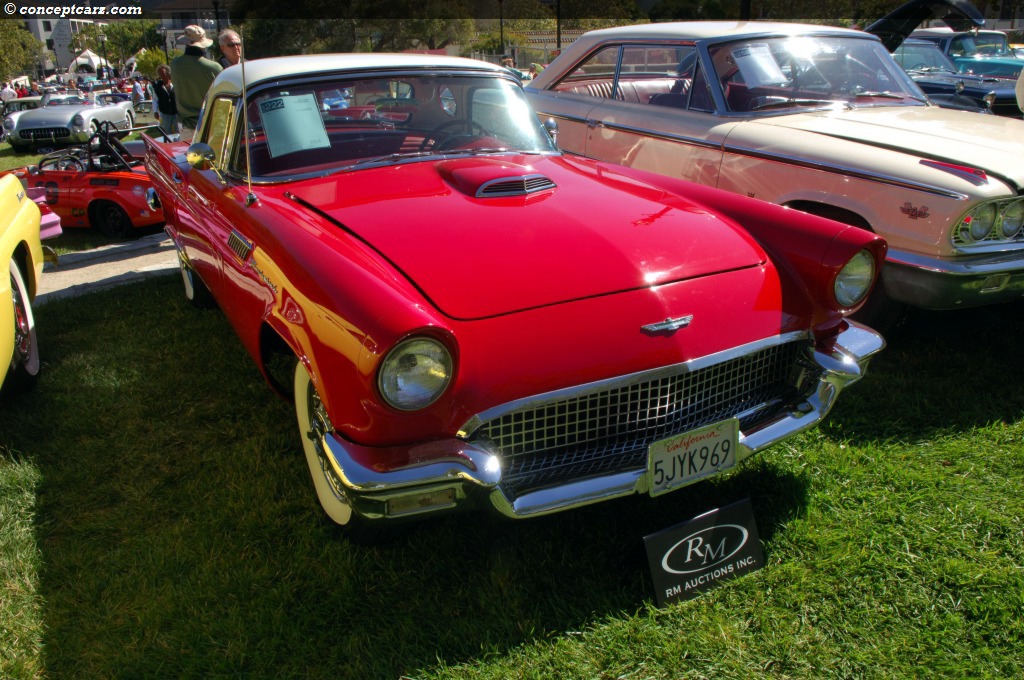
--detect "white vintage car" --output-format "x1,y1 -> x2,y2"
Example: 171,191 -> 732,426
525,20 -> 1024,324
5,94 -> 135,151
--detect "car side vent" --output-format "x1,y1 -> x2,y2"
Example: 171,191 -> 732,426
228,230 -> 254,263
476,174 -> 556,198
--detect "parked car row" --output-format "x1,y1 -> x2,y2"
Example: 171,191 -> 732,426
7,0 -> 1024,541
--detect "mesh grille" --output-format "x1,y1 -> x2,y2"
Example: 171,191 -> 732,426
477,175 -> 556,197
20,127 -> 71,140
469,340 -> 816,499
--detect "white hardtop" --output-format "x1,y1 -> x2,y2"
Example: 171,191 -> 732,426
207,53 -> 509,99
569,21 -> 869,44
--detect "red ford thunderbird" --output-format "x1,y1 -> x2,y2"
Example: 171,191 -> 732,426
143,54 -> 887,540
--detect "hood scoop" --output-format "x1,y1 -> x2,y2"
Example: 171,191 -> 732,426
438,158 -> 556,198
477,174 -> 556,198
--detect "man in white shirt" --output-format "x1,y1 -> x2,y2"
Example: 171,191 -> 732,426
0,83 -> 17,102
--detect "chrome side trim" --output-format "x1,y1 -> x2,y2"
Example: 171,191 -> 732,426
722,143 -> 972,200
535,108 -> 973,200
885,246 -> 1024,275
456,331 -> 810,439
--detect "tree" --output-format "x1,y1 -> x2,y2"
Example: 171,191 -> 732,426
0,20 -> 44,81
103,20 -> 163,71
135,46 -> 182,80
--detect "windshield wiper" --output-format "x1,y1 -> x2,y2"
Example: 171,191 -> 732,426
333,151 -> 436,173
750,98 -> 844,111
852,91 -> 905,99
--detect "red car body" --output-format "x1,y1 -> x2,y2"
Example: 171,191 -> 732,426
143,54 -> 887,538
4,135 -> 162,239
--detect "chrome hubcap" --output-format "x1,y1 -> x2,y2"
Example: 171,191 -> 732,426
10,274 -> 30,363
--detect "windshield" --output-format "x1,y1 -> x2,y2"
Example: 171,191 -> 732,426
949,33 -> 1013,57
240,73 -> 556,178
709,36 -> 926,113
892,43 -> 958,74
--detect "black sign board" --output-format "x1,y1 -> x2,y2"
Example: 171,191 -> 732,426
644,498 -> 763,607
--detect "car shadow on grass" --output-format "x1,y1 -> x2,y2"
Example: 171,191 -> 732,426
821,299 -> 1024,446
12,277 -> 811,679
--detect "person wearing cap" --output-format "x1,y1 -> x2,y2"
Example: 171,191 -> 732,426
170,24 -> 223,142
131,76 -> 144,109
217,29 -> 243,69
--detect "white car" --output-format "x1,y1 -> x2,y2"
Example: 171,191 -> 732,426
5,94 -> 135,150
525,17 -> 1024,325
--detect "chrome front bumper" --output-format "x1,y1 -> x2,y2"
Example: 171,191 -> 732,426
884,247 -> 1024,309
321,322 -> 884,523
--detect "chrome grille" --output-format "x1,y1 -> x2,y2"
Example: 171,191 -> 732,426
469,340 -> 816,499
20,127 -> 71,141
477,174 -> 556,198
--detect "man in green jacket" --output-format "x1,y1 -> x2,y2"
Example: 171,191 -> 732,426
170,25 -> 222,142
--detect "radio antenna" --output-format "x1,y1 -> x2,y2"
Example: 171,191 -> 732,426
240,30 -> 257,206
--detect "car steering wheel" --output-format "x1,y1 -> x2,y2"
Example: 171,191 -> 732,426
56,156 -> 86,171
419,120 -> 489,151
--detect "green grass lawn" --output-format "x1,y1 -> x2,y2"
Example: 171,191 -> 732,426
2,277 -> 1023,678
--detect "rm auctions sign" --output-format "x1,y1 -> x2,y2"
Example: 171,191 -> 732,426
643,498 -> 763,607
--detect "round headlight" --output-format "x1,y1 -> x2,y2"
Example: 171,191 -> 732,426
1000,200 -> 1024,238
72,114 -> 84,127
965,204 -> 997,242
377,337 -> 453,411
834,250 -> 875,308
3,117 -> 13,131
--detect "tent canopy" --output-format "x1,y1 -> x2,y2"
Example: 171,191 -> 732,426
69,49 -> 109,75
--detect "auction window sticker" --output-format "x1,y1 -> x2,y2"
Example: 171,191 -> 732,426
258,94 -> 330,159
731,44 -> 787,88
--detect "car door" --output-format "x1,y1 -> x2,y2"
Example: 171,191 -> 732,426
581,44 -> 738,188
172,96 -> 239,302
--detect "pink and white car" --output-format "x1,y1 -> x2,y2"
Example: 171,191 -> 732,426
525,18 -> 1024,325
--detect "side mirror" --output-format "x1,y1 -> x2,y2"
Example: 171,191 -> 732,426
544,117 -> 558,147
186,142 -> 226,184
26,165 -> 39,176
186,142 -> 216,170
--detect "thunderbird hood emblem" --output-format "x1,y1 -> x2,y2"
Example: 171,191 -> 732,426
641,315 -> 694,334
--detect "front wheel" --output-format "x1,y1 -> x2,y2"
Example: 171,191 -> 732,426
91,200 -> 133,239
175,253 -> 216,309
2,260 -> 40,396
294,361 -> 391,542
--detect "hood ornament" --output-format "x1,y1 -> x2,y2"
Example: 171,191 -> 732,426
641,315 -> 693,334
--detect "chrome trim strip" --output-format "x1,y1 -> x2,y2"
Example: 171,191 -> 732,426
456,331 -> 810,439
722,143 -> 971,200
592,119 -> 724,152
885,246 -> 1024,276
536,109 -> 972,200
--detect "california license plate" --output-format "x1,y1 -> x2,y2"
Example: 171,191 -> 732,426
648,419 -> 739,497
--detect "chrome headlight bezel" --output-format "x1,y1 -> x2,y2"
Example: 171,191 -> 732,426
952,198 -> 1024,249
377,336 -> 454,412
71,114 -> 85,128
3,117 -> 13,131
834,249 -> 876,308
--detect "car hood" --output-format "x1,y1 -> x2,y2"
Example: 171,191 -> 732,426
286,155 -> 769,320
16,107 -> 81,127
867,0 -> 983,52
745,107 -> 1024,187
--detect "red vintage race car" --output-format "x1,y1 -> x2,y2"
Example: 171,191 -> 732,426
3,122 -> 163,239
144,54 -> 887,540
